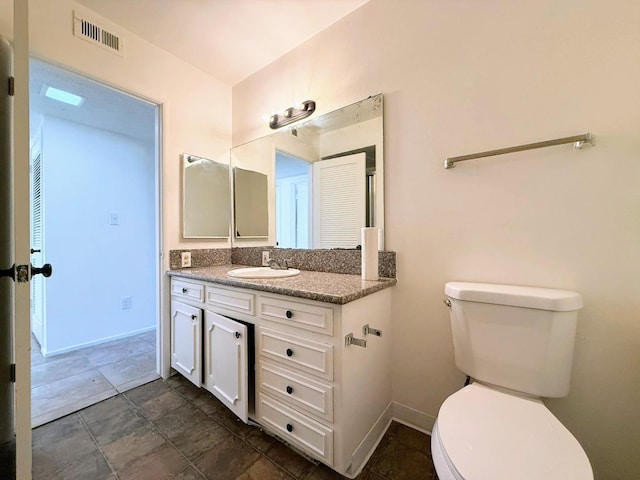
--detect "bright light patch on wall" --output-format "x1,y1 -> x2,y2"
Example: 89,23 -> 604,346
42,85 -> 86,107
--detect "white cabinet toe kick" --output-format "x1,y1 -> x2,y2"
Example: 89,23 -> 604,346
169,277 -> 393,478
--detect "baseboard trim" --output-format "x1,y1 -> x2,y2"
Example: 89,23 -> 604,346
391,401 -> 436,435
347,402 -> 393,478
41,325 -> 156,357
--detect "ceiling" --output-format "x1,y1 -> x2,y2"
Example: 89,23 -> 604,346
75,0 -> 370,86
29,1 -> 369,142
30,59 -> 157,141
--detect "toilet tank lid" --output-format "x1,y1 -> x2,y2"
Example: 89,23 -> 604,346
445,282 -> 583,311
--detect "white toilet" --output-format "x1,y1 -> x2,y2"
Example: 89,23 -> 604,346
432,281 -> 594,480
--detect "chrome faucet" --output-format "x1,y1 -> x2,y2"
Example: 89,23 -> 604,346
268,258 -> 289,270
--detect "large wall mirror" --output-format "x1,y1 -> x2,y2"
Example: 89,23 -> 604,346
230,93 -> 384,249
182,154 -> 231,238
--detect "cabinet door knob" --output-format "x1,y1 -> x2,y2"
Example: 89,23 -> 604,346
182,287 -> 187,293
286,385 -> 293,394
235,331 -> 241,339
191,314 -> 197,320
286,423 -> 293,433
285,310 -> 293,319
286,348 -> 293,357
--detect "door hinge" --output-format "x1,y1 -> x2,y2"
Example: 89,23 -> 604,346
10,364 -> 15,382
8,76 -> 14,96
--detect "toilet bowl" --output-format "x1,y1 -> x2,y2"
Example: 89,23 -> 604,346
431,383 -> 593,480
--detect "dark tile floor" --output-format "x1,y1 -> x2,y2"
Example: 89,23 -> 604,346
32,375 -> 437,480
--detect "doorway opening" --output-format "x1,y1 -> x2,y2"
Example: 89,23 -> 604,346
275,150 -> 311,248
28,59 -> 161,427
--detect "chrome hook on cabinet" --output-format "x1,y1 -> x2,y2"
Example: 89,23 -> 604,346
362,324 -> 382,337
345,333 -> 367,348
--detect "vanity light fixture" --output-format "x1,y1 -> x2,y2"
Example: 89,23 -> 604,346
269,100 -> 316,129
41,85 -> 85,107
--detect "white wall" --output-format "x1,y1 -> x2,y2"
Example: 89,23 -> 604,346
19,0 -> 232,254
232,1 -> 640,479
0,0 -> 232,375
41,116 -> 155,353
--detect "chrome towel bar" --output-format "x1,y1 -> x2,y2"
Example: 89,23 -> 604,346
444,133 -> 594,169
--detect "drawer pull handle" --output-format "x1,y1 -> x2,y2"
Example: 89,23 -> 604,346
182,287 -> 188,294
285,310 -> 293,319
286,348 -> 294,357
191,314 -> 197,320
286,423 -> 293,433
286,385 -> 293,394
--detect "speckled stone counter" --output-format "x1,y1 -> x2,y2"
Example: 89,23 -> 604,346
167,265 -> 396,305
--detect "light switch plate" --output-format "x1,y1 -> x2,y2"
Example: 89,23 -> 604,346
181,251 -> 192,268
108,211 -> 120,225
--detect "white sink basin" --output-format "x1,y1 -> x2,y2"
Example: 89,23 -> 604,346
227,267 -> 301,279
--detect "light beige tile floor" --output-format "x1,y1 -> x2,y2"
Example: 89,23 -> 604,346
31,330 -> 158,427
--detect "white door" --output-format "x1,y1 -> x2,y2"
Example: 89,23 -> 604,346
312,153 -> 366,248
170,301 -> 202,387
203,311 -> 248,423
0,32 -> 15,480
4,2 -> 33,478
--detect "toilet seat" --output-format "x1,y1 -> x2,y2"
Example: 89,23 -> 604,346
434,383 -> 593,480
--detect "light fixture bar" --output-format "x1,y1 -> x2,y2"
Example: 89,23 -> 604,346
269,100 -> 316,129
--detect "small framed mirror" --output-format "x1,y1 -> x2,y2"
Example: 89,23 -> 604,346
182,154 -> 230,238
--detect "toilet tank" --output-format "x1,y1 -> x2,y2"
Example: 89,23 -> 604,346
444,282 -> 583,398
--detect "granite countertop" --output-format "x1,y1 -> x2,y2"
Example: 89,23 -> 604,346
167,265 -> 397,305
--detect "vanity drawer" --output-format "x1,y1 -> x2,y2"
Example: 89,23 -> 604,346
258,327 -> 333,381
171,279 -> 204,303
259,361 -> 333,422
258,296 -> 334,335
205,285 -> 255,316
258,393 -> 333,465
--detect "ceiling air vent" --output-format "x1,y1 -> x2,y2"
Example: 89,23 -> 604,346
73,11 -> 124,56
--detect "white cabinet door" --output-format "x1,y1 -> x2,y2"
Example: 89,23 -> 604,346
170,300 -> 202,386
204,311 -> 248,423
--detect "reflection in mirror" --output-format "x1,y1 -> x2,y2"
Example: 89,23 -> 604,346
183,154 -> 230,238
231,93 -> 384,249
276,151 -> 311,248
234,167 -> 269,238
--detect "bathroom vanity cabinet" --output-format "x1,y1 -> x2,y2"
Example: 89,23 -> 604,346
169,272 -> 393,478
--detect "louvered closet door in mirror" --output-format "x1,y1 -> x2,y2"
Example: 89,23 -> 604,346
30,147 -> 44,346
312,152 -> 366,249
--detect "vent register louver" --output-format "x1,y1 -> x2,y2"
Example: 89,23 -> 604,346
73,11 -> 124,56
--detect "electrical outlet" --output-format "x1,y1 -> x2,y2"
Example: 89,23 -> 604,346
121,296 -> 132,310
181,251 -> 192,268
262,251 -> 271,266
